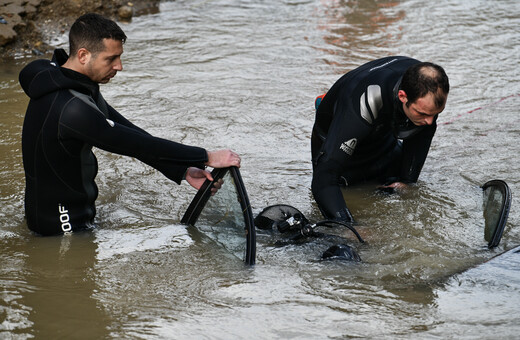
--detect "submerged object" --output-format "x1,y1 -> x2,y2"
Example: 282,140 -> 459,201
321,244 -> 361,262
254,203 -> 364,261
254,204 -> 364,242
254,204 -> 310,233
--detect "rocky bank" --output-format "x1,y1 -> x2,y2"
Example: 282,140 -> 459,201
0,0 -> 161,59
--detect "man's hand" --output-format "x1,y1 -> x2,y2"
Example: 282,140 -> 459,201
377,181 -> 408,193
185,167 -> 223,195
206,149 -> 241,168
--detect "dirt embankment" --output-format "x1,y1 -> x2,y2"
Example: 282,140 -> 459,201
0,0 -> 161,59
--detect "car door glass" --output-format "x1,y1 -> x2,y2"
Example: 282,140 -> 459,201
182,167 -> 255,264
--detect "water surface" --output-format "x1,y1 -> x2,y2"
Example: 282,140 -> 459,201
1,0 -> 520,338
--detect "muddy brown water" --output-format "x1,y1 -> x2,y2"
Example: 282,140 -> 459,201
1,0 -> 520,338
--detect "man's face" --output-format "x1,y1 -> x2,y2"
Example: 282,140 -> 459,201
85,38 -> 123,84
398,90 -> 446,126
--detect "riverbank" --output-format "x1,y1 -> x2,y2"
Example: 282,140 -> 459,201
0,0 -> 161,59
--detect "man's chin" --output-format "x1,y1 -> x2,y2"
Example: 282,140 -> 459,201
100,74 -> 116,84
98,77 -> 113,84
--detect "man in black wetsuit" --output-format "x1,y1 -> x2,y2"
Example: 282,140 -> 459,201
311,56 -> 449,222
19,13 -> 241,236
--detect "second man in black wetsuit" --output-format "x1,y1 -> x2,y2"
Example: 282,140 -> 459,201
311,57 -> 449,222
19,13 -> 241,236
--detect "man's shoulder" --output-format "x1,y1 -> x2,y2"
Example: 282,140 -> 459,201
352,57 -> 419,96
65,89 -> 102,113
336,57 -> 418,89
363,56 -> 419,74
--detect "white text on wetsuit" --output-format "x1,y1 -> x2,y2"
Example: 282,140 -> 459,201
58,204 -> 72,233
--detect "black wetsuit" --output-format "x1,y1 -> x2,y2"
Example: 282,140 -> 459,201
19,49 -> 208,236
311,56 -> 436,221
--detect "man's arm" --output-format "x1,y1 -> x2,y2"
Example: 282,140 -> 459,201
106,104 -> 151,136
379,123 -> 436,191
311,93 -> 372,222
312,159 -> 355,222
399,123 -> 436,182
60,98 -> 208,183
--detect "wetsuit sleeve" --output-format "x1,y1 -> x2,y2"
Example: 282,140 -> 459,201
104,104 -> 196,181
59,97 -> 208,184
106,104 -> 151,136
399,123 -> 436,183
312,95 -> 372,221
312,160 -> 349,220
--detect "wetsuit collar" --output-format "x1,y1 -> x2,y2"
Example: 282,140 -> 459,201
54,48 -> 100,97
60,66 -> 100,97
54,49 -> 107,114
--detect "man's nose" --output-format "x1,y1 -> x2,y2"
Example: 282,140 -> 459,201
114,60 -> 123,71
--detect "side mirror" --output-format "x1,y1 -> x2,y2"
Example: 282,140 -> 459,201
482,180 -> 512,248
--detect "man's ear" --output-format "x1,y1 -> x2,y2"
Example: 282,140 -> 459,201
77,48 -> 91,65
398,90 -> 408,104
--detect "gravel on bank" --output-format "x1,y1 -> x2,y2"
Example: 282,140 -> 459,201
0,0 -> 161,59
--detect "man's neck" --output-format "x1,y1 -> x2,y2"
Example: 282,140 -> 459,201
59,64 -> 99,96
61,58 -> 83,75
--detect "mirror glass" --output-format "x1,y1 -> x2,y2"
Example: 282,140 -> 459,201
482,180 -> 512,248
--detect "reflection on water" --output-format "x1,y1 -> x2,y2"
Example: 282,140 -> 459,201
317,0 -> 405,68
1,0 -> 520,338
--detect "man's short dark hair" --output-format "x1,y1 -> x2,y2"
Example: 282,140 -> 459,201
401,62 -> 449,109
69,13 -> 127,56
